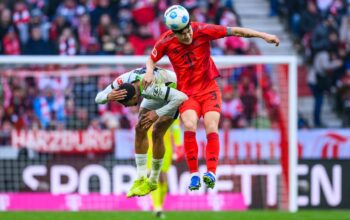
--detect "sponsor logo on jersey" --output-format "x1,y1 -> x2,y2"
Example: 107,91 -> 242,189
153,85 -> 162,97
115,78 -> 123,85
151,48 -> 157,57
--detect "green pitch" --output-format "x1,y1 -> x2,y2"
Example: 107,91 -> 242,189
1,211 -> 350,220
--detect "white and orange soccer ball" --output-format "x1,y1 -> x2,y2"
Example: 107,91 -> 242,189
164,5 -> 190,31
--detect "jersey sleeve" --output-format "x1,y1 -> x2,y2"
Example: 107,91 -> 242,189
95,84 -> 113,104
142,84 -> 188,116
199,23 -> 227,41
150,33 -> 168,63
95,72 -> 133,104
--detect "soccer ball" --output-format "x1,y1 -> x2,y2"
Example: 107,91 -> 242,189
164,5 -> 190,31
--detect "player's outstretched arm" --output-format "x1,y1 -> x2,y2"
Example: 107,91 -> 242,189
143,58 -> 157,89
227,27 -> 280,46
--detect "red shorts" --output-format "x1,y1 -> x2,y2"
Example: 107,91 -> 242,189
179,87 -> 222,118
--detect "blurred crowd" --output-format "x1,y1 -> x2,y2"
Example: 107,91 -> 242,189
0,0 -> 286,146
278,0 -> 350,127
0,0 -> 246,56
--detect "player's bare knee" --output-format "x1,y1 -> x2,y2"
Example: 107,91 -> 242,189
183,120 -> 197,131
204,120 -> 218,133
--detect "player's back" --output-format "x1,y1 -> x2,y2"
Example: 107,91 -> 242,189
115,67 -> 176,87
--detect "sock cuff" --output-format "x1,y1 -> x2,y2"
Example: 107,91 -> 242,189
207,132 -> 219,140
135,154 -> 147,158
152,158 -> 163,163
184,131 -> 196,138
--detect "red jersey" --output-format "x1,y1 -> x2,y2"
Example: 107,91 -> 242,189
150,22 -> 227,96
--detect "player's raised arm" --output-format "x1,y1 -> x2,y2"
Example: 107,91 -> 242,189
227,27 -> 280,46
143,58 -> 156,89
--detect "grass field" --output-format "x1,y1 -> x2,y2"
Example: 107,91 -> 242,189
1,211 -> 350,220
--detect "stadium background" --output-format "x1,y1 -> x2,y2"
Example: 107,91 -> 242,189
1,0 -> 350,219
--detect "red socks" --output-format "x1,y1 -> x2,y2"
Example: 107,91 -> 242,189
184,131 -> 220,174
206,132 -> 220,174
184,131 -> 198,173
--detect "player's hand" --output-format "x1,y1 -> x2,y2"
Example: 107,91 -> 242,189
142,72 -> 155,89
140,110 -> 159,129
107,89 -> 127,102
264,34 -> 280,46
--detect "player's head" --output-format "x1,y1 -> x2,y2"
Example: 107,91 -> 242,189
164,5 -> 193,45
117,83 -> 138,107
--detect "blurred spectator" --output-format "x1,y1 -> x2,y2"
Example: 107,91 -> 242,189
0,120 -> 12,145
336,68 -> 350,126
238,75 -> 257,126
58,27 -> 78,55
33,86 -> 65,129
129,25 -> 156,55
72,76 -> 98,120
0,8 -> 12,44
13,1 -> 30,44
221,85 -> 245,128
24,26 -> 54,54
340,16 -> 350,45
49,14 -> 71,43
90,0 -> 114,28
2,27 -> 21,55
76,13 -> 94,54
307,36 -> 343,127
299,1 -> 320,38
56,0 -> 78,24
29,8 -> 50,41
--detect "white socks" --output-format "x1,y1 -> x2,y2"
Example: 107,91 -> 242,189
135,154 -> 163,183
149,158 -> 163,184
135,154 -> 147,178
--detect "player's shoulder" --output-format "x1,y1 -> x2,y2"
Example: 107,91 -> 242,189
157,30 -> 176,45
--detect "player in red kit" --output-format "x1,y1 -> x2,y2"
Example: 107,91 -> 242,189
143,5 -> 280,190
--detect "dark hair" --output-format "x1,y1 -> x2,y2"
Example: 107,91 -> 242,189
117,83 -> 135,104
172,21 -> 191,34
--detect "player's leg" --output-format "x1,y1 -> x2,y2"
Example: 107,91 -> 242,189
149,116 -> 174,183
127,108 -> 152,197
151,126 -> 173,218
201,89 -> 222,189
133,97 -> 174,197
180,98 -> 201,190
152,172 -> 167,219
202,111 -> 220,188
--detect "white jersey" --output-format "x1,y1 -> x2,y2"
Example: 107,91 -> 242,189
95,67 -> 187,117
112,67 -> 177,90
